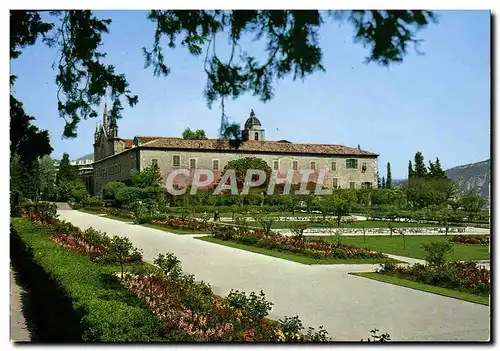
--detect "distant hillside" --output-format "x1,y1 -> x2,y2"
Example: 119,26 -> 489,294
75,153 -> 94,161
445,159 -> 490,199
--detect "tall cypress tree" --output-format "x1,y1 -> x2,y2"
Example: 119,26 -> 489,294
408,160 -> 414,180
414,152 -> 427,179
56,153 -> 76,184
377,171 -> 382,188
433,157 -> 446,179
386,162 -> 392,188
382,176 -> 386,189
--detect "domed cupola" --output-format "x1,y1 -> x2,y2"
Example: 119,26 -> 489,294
242,109 -> 265,141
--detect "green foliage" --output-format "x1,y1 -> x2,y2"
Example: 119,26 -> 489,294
330,190 -> 357,226
20,202 -> 58,224
131,166 -> 163,188
223,157 -> 272,189
225,289 -> 273,319
108,235 -> 135,279
39,155 -> 58,200
413,151 -> 427,179
408,160 -> 414,180
459,193 -> 487,221
361,329 -> 391,342
103,181 -> 127,200
115,186 -> 147,204
153,253 -> 183,278
254,214 -> 276,235
11,218 -> 167,341
56,153 -> 77,184
57,180 -> 89,203
290,222 -> 308,244
386,162 -> 392,189
11,10 -> 436,141
421,242 -> 452,269
182,128 -> 208,140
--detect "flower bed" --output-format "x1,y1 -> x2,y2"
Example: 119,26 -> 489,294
211,227 -> 386,260
378,261 -> 490,296
16,203 -> 333,342
148,216 -> 215,232
449,235 -> 490,246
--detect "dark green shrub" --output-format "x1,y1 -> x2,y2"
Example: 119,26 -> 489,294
421,242 -> 452,268
225,290 -> 273,319
11,218 -> 168,342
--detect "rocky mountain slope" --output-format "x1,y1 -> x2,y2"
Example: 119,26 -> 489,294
445,159 -> 490,199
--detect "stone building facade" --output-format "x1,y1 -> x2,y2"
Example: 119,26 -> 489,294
93,108 -> 379,195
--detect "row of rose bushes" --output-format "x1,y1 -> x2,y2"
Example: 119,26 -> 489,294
16,203 -> 334,342
449,235 -> 489,246
379,261 -> 490,296
211,226 -> 387,260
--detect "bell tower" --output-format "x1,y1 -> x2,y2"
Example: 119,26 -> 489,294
242,109 -> 265,141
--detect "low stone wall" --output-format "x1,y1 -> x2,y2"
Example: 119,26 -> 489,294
275,227 -> 488,236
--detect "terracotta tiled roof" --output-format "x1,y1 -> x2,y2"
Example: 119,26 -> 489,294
136,137 -> 377,156
123,139 -> 134,149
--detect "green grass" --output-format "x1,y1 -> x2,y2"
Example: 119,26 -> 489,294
310,235 -> 490,262
351,272 -> 489,306
79,210 -> 208,235
197,236 -> 400,265
141,223 -> 209,235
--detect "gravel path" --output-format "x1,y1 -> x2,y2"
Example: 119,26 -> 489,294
10,266 -> 30,342
57,210 -> 490,342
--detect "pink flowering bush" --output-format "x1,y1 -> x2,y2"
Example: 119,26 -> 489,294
213,227 -> 386,260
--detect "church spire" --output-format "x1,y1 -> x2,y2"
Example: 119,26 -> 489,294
103,102 -> 108,131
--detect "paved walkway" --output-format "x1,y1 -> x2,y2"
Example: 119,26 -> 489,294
57,210 -> 490,342
10,266 -> 30,342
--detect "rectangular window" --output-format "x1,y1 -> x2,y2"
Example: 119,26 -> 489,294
349,181 -> 356,189
332,178 -> 338,188
331,161 -> 337,172
273,160 -> 279,171
189,158 -> 197,169
310,161 -> 316,170
292,160 -> 298,171
172,155 -> 180,167
346,159 -> 358,169
361,162 -> 367,173
212,159 -> 219,171
362,182 -> 372,189
152,159 -> 158,168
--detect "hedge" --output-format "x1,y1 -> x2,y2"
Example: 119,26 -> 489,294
10,218 -> 171,342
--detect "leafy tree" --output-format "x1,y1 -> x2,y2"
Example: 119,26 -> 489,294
413,151 -> 427,179
39,155 -> 57,200
290,222 -> 308,245
330,190 -> 357,227
182,128 -> 208,140
56,153 -> 76,184
10,92 -> 52,207
11,10 -> 437,139
131,165 -> 163,188
253,214 -> 276,235
103,181 -> 127,200
408,160 -> 414,180
109,235 -> 134,280
459,193 -> 487,222
386,162 -> 392,189
314,196 -> 333,220
56,179 -> 89,203
223,157 -> 272,190
428,157 -> 446,179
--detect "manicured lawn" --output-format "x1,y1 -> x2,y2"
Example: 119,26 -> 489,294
141,223 -> 209,235
197,236 -> 400,265
79,210 -> 208,235
351,272 -> 489,306
310,235 -> 490,262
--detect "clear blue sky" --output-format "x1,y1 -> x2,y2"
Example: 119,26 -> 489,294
10,10 -> 490,179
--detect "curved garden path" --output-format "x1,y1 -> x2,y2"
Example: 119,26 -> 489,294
57,209 -> 490,342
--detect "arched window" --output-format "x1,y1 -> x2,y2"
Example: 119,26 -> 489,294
254,132 -> 259,140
